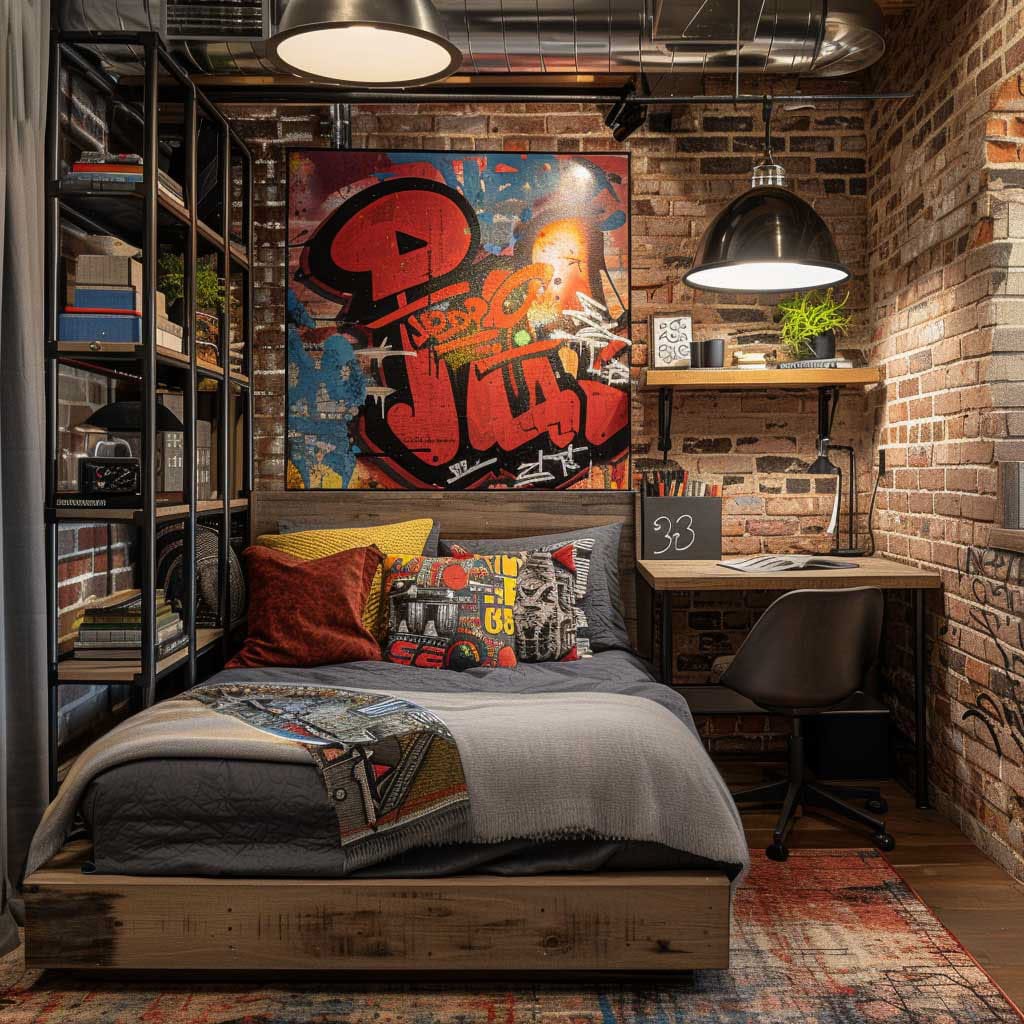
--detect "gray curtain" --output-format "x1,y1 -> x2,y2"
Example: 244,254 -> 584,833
0,0 -> 50,955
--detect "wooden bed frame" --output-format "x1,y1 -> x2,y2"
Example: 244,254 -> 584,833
24,490 -> 733,972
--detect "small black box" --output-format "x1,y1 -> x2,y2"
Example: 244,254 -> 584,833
805,691 -> 891,780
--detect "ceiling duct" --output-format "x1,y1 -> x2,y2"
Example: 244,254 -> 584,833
57,0 -> 885,80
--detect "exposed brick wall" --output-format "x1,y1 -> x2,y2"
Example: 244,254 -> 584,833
56,366 -> 135,744
228,90 -> 872,715
868,0 -> 1024,879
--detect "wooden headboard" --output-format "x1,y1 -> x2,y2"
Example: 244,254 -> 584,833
251,490 -> 640,648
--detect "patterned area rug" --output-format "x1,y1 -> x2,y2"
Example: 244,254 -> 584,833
1,849 -> 1020,1023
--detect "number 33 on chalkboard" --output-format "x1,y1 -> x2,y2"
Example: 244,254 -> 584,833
642,497 -> 722,560
652,514 -> 695,555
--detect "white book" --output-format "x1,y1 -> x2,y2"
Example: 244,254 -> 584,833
719,554 -> 860,573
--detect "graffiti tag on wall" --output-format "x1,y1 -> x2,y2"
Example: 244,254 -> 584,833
285,150 -> 631,490
958,545 -> 1024,757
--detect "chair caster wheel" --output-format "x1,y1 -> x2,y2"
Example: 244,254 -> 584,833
866,797 -> 888,814
873,831 -> 896,852
766,842 -> 789,862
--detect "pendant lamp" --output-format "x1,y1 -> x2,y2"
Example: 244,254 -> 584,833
270,0 -> 462,88
684,99 -> 849,293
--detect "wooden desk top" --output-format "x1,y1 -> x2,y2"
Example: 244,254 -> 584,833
638,556 -> 943,592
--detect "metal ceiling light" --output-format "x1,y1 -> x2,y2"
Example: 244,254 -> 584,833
270,0 -> 461,87
683,98 -> 850,293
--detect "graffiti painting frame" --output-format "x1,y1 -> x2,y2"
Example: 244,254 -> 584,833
284,148 -> 632,492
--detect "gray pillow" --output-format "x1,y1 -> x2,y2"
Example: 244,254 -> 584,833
278,518 -> 442,557
440,523 -> 629,652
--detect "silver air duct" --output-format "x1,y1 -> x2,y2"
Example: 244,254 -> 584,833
57,0 -> 885,80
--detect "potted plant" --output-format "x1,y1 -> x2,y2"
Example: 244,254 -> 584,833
775,289 -> 852,360
158,253 -> 225,364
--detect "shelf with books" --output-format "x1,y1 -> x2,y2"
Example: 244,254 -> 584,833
44,32 -> 254,794
55,181 -> 227,257
56,627 -> 224,685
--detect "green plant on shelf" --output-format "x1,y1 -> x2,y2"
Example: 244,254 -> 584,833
775,288 -> 852,359
157,253 -> 224,313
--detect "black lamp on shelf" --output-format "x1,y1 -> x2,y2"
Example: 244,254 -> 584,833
807,387 -> 864,557
75,400 -> 185,435
72,401 -> 185,501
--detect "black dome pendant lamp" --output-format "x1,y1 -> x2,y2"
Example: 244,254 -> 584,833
684,98 -> 850,293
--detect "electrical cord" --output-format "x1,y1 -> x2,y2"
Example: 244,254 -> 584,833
865,461 -> 884,556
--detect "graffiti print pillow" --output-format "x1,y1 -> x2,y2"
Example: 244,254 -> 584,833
382,555 -> 520,671
450,543 -> 588,661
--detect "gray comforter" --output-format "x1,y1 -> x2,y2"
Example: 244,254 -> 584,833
28,652 -> 749,882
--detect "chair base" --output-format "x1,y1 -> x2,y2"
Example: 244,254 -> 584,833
731,725 -> 895,861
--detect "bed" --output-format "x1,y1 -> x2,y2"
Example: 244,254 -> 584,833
23,491 -> 747,972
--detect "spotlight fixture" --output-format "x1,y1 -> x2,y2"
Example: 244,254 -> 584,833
605,83 -> 647,143
683,97 -> 849,293
270,0 -> 462,88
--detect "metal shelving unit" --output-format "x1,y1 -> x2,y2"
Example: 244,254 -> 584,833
43,32 -> 253,794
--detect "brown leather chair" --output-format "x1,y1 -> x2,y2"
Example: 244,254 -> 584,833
722,586 -> 892,861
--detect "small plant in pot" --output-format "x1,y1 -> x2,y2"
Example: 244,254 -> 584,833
158,253 -> 225,364
775,289 -> 852,361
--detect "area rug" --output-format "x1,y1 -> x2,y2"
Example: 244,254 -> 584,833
1,849 -> 1020,1023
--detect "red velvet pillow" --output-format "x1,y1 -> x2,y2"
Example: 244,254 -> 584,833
227,544 -> 384,668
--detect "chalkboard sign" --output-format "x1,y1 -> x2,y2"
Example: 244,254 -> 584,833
649,313 -> 693,368
642,497 -> 722,560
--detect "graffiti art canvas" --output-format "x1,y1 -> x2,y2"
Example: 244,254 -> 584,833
286,150 -> 631,490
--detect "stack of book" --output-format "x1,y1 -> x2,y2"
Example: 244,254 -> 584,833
73,590 -> 187,661
63,254 -> 183,352
63,151 -> 185,204
776,357 -> 855,370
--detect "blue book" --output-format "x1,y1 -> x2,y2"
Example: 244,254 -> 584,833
58,312 -> 142,343
72,287 -> 138,311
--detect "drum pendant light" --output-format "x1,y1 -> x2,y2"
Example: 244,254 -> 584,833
684,98 -> 849,293
270,0 -> 462,88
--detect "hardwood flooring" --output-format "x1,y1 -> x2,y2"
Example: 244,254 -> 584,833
726,765 -> 1024,1007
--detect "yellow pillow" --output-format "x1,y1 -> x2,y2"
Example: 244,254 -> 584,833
255,519 -> 435,638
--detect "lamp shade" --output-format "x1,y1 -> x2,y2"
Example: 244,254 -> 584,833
270,0 -> 462,87
683,185 -> 850,293
807,453 -> 841,475
76,401 -> 184,434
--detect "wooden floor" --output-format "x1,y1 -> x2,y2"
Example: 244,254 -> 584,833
728,765 -> 1024,1006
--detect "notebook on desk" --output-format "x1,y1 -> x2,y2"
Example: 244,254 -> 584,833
719,554 -> 860,573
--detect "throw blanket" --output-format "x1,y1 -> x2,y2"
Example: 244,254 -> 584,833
26,686 -> 749,881
183,684 -> 469,853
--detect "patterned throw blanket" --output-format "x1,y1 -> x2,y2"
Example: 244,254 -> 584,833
182,684 -> 470,850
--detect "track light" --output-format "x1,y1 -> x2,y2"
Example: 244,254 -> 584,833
605,84 -> 647,142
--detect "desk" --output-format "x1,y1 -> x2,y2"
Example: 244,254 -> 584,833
638,556 -> 943,809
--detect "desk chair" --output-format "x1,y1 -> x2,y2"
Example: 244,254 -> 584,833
721,586 -> 893,861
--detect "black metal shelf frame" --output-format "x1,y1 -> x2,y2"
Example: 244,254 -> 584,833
43,32 -> 254,795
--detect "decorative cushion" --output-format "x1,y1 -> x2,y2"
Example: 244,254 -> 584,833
382,555 -> 520,671
450,544 -> 581,662
227,545 -> 383,669
440,523 -> 629,652
279,518 -> 442,557
256,518 -> 435,637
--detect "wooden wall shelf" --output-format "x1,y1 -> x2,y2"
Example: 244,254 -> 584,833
643,367 -> 882,389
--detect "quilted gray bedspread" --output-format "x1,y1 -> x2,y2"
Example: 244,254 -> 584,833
28,652 -> 749,882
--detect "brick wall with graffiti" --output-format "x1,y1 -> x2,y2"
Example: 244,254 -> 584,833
869,1 -> 1024,880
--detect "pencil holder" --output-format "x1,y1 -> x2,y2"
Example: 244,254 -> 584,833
642,496 -> 723,560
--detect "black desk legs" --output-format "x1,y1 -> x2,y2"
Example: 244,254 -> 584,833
660,591 -> 673,685
913,588 -> 930,809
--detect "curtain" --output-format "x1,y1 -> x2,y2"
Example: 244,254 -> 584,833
0,0 -> 50,955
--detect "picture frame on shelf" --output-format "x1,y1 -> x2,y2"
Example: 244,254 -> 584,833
649,313 -> 693,368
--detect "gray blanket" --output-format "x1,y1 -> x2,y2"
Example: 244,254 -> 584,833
28,653 -> 749,881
